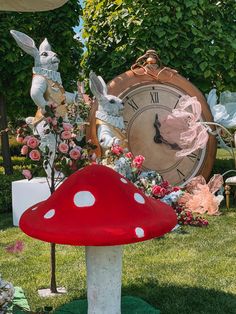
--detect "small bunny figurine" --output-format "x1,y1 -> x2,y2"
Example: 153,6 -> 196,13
89,71 -> 127,154
10,30 -> 82,178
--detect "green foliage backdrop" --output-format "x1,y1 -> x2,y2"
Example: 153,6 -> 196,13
0,0 -> 83,121
82,0 -> 236,93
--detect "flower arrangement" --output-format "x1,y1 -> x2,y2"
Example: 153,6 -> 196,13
101,144 -> 146,182
100,144 -> 209,227
0,276 -> 14,314
16,99 -> 95,185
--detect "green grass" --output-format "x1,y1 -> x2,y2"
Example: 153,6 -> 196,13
0,148 -> 236,312
216,148 -> 236,160
0,209 -> 236,314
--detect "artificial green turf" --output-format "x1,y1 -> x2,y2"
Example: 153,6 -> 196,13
55,296 -> 160,313
0,209 -> 236,314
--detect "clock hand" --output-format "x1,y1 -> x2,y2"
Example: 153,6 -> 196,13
153,113 -> 181,150
153,114 -> 163,143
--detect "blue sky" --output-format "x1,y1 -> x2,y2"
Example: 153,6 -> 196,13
73,0 -> 84,39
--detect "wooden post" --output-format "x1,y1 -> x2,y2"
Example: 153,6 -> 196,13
0,94 -> 13,175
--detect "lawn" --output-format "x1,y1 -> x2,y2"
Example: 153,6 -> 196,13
0,148 -> 236,313
0,208 -> 235,314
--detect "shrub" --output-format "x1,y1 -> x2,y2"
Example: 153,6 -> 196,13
0,173 -> 22,213
82,0 -> 236,93
0,136 -> 22,156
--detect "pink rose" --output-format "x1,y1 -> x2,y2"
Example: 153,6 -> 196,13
172,186 -> 180,192
62,122 -> 73,131
111,145 -> 123,155
151,185 -> 167,197
61,130 -> 72,140
132,155 -> 145,169
27,137 -> 39,149
58,142 -> 69,154
21,145 -> 28,155
46,117 -> 52,124
29,149 -> 41,161
69,148 -> 81,160
23,136 -> 31,144
125,152 -> 133,159
22,169 -> 32,180
161,180 -> 170,189
16,136 -> 24,143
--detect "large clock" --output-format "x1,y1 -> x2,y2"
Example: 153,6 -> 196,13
106,50 -> 216,186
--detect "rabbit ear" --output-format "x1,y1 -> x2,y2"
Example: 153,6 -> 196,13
89,71 -> 107,99
39,38 -> 52,53
10,30 -> 39,58
97,75 -> 108,95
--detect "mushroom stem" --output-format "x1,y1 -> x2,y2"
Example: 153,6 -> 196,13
86,246 -> 123,314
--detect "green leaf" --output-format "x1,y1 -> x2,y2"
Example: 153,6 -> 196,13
193,48 -> 202,54
176,11 -> 182,19
162,16 -> 169,23
204,70 -> 211,78
115,0 -> 122,5
229,70 -> 235,78
231,41 -> 236,49
199,62 -> 208,71
229,53 -> 234,62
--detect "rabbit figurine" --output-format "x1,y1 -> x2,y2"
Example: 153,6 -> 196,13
89,71 -> 127,154
10,30 -> 82,178
10,30 -> 80,126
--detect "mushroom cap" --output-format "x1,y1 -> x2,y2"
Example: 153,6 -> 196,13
19,164 -> 177,246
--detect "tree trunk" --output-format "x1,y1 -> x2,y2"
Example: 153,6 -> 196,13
0,94 -> 13,175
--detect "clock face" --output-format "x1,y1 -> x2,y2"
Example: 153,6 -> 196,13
120,83 -> 206,186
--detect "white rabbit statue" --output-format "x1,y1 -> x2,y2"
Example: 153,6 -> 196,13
89,71 -> 127,154
10,30 -> 82,178
10,30 -> 81,125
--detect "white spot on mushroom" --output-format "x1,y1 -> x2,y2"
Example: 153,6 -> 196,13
120,178 -> 128,184
135,227 -> 145,238
44,209 -> 55,219
32,206 -> 37,211
134,193 -> 145,204
74,191 -> 95,207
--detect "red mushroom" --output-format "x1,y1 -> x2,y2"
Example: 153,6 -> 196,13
20,164 -> 177,313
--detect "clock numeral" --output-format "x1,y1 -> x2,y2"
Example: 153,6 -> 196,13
187,153 -> 200,162
177,169 -> 186,182
150,91 -> 159,104
127,98 -> 139,111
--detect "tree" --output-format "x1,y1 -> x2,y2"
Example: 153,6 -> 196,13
0,0 -> 83,122
82,0 -> 236,93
